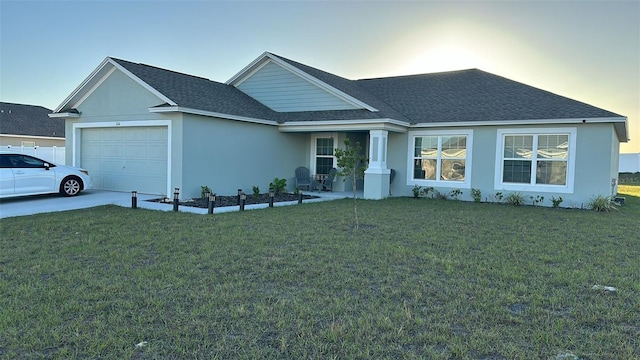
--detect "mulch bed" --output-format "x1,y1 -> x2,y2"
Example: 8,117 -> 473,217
149,193 -> 320,209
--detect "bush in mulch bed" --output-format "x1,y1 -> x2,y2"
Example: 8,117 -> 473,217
150,193 -> 320,209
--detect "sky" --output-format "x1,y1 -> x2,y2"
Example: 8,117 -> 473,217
1,0 -> 638,152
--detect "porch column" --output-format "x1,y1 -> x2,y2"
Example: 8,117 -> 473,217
364,130 -> 390,199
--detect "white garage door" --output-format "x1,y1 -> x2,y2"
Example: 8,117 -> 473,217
81,126 -> 168,195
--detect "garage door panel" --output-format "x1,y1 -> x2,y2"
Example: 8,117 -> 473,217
123,144 -> 147,157
102,160 -> 123,172
83,130 -> 102,141
148,145 -> 167,159
102,149 -> 119,158
81,126 -> 168,195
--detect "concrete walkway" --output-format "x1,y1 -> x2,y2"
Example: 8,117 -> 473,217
0,189 -> 358,219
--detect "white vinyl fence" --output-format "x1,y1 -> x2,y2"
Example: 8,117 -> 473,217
2,145 -> 66,165
619,153 -> 640,173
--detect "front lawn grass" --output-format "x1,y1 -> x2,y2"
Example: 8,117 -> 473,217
1,187 -> 638,359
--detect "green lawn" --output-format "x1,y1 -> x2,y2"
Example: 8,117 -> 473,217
1,187 -> 638,359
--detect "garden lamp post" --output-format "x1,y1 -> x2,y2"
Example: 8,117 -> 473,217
173,188 -> 180,212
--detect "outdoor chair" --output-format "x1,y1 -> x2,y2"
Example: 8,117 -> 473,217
318,167 -> 338,191
295,166 -> 313,191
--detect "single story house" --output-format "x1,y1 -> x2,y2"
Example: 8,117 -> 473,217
50,52 -> 628,207
1,102 -> 65,147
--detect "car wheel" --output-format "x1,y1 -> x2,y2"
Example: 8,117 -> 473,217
60,176 -> 82,196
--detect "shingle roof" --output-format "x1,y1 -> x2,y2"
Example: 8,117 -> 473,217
356,69 -> 622,123
0,102 -> 64,138
112,58 -> 402,123
111,58 -> 278,120
110,55 -> 623,125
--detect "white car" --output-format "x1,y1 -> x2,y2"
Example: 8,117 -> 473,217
0,152 -> 93,198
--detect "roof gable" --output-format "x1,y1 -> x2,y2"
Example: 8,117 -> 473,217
233,59 -> 360,112
228,52 -> 379,112
54,57 -> 174,113
0,102 -> 64,138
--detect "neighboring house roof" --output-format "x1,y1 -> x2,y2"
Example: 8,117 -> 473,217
51,53 -> 628,141
0,102 -> 64,138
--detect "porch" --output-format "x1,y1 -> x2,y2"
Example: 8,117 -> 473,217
295,129 -> 395,200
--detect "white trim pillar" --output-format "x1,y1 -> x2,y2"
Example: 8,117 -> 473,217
364,130 -> 390,199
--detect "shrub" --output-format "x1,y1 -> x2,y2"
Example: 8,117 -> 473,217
494,192 -> 504,203
269,178 -> 287,194
588,194 -> 618,212
530,195 -> 544,206
471,188 -> 482,202
201,185 -> 212,199
434,189 -> 448,200
422,186 -> 434,198
551,196 -> 563,208
449,188 -> 462,200
252,186 -> 260,202
505,192 -> 525,206
412,185 -> 422,199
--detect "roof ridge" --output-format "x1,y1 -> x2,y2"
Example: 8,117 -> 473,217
0,101 -> 53,110
268,52 -> 354,81
109,57 -> 214,82
358,68 -> 480,82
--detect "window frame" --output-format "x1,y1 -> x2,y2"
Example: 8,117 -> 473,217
494,127 -> 576,193
310,133 -> 338,176
407,129 -> 473,188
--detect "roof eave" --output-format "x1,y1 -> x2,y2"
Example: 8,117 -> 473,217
279,118 -> 409,133
0,134 -> 65,140
48,112 -> 80,118
148,106 -> 278,126
411,116 -> 629,142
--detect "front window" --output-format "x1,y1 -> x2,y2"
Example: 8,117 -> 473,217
496,128 -> 575,193
314,136 -> 335,175
409,130 -> 472,187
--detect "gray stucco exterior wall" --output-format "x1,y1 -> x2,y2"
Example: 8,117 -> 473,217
179,114 -> 307,199
387,123 -> 620,207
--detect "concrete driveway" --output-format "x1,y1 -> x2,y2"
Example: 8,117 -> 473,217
0,189 -> 346,219
0,190 -> 187,219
